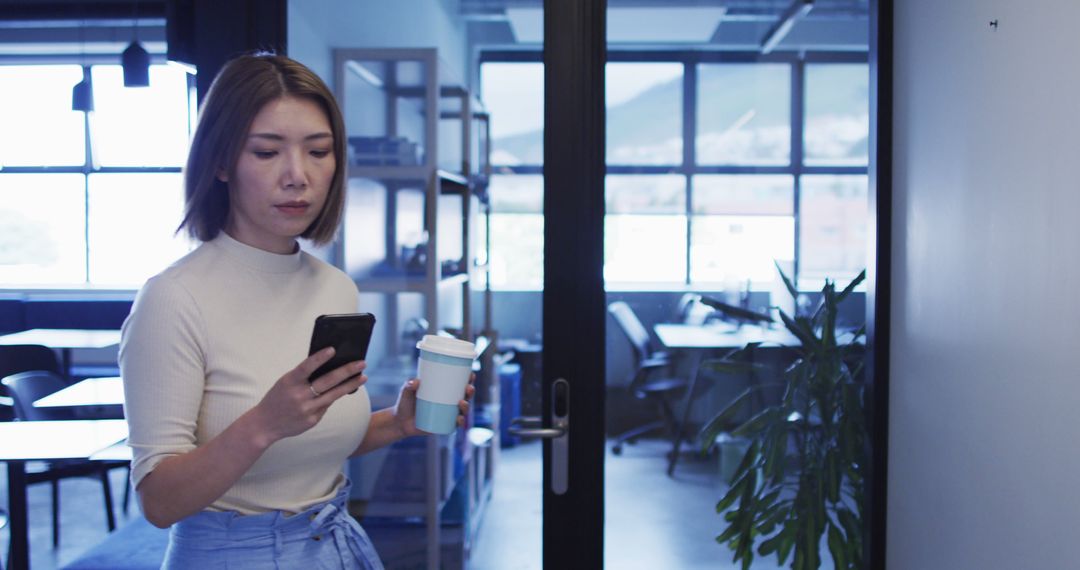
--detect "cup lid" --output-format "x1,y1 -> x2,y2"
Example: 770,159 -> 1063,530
416,334 -> 476,359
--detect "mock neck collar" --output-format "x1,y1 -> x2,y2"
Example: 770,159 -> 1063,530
211,231 -> 304,274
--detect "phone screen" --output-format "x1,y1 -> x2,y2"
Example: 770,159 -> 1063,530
308,313 -> 376,382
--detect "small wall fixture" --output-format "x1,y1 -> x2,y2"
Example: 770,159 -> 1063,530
122,41 -> 151,87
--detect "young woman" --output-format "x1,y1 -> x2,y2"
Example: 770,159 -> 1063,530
119,53 -> 474,569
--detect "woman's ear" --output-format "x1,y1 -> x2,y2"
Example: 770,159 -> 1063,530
216,168 -> 229,183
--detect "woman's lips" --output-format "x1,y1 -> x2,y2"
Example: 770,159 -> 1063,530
275,202 -> 310,216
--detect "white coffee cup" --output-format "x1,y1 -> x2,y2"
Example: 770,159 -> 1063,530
415,335 -> 475,434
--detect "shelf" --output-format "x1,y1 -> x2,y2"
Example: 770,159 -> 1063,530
347,165 -> 471,195
353,497 -> 451,519
347,165 -> 425,181
353,272 -> 468,293
436,169 -> 469,193
335,47 -> 492,570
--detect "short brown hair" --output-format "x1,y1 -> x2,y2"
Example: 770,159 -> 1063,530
178,52 -> 346,245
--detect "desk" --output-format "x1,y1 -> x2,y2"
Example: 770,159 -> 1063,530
0,329 -> 121,379
654,322 -> 796,350
0,419 -> 128,570
654,323 -> 797,476
34,376 -> 124,419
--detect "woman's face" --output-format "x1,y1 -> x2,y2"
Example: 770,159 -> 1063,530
222,95 -> 336,254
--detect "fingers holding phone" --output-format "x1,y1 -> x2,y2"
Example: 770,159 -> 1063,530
309,358 -> 367,399
252,314 -> 378,443
253,348 -> 361,442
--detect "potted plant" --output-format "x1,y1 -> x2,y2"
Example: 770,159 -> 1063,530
698,265 -> 867,570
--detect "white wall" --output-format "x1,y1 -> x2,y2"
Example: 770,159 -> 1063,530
891,1 -> 1080,567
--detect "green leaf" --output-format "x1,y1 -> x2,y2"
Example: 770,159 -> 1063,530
716,470 -> 749,513
716,519 -> 743,544
734,439 -> 760,478
732,408 -> 781,438
756,501 -> 789,535
775,260 -> 798,300
826,450 -> 841,503
780,310 -> 821,351
758,531 -> 784,556
698,386 -> 769,453
836,269 -> 866,303
699,358 -> 763,376
828,523 -> 848,570
837,508 -> 863,563
699,295 -> 775,323
762,425 -> 788,482
777,523 -> 796,564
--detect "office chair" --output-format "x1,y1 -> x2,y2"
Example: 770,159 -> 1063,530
672,293 -> 702,323
0,343 -> 63,384
607,301 -> 689,455
0,343 -> 65,418
1,370 -> 130,547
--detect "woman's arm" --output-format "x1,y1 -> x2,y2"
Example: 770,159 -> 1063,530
351,376 -> 475,457
137,350 -> 366,528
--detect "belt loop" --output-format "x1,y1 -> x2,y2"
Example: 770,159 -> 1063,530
273,527 -> 284,562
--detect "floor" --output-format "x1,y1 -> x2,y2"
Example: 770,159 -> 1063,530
1,438 -> 787,570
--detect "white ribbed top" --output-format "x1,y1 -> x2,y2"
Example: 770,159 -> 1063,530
119,232 -> 369,515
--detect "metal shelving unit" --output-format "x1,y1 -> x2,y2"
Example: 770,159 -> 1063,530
333,47 -> 492,570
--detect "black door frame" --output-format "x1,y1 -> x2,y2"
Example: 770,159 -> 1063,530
541,0 -> 607,568
539,0 -> 891,569
867,0 -> 893,567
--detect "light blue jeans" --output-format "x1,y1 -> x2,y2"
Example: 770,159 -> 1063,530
162,482 -> 383,569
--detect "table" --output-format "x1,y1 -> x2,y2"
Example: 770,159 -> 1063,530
34,376 -> 125,419
0,419 -> 128,570
653,323 -> 797,476
0,329 -> 121,379
653,322 -> 796,350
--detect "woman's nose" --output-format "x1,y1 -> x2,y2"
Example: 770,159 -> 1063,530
282,149 -> 308,188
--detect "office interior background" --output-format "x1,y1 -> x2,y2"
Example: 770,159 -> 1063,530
1,0 -> 1077,569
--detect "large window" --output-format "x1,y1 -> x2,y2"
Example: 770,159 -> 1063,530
697,63 -> 791,166
480,54 -> 869,291
0,64 -> 195,288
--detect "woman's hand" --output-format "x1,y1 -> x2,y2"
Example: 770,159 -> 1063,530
391,373 -> 477,438
252,347 -> 368,445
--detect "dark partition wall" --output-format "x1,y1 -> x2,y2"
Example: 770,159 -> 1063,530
167,0 -> 287,102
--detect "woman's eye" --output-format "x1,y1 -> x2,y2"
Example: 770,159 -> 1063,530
253,150 -> 277,159
310,149 -> 331,158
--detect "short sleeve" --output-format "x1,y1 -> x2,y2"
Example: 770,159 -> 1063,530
119,275 -> 207,489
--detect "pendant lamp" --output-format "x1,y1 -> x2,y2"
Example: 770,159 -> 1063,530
72,16 -> 93,112
122,40 -> 150,87
72,75 -> 94,112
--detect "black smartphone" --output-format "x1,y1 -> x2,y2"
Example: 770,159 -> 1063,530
308,313 -> 376,382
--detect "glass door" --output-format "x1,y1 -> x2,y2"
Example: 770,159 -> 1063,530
473,1 -> 878,569
601,3 -> 874,570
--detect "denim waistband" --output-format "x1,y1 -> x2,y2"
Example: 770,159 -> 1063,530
167,481 -> 383,570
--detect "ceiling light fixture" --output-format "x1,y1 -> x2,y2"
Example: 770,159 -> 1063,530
72,17 -> 93,112
122,41 -> 150,86
72,70 -> 94,112
123,2 -> 150,87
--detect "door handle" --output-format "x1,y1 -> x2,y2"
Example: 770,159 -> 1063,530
507,416 -> 565,438
506,378 -> 570,495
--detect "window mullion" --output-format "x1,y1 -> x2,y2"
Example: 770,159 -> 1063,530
683,56 -> 696,286
791,59 -> 805,290
82,64 -> 93,284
